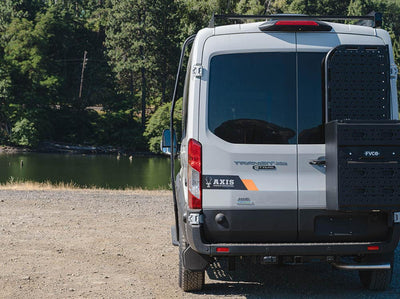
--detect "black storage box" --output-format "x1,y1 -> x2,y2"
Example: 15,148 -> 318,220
326,120 -> 400,211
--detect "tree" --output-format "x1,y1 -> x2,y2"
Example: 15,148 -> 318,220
106,0 -> 155,128
148,0 -> 181,104
235,0 -> 267,14
347,0 -> 400,99
106,0 -> 182,127
0,56 -> 12,141
10,118 -> 39,147
268,0 -> 351,15
144,98 -> 182,153
0,0 -> 399,150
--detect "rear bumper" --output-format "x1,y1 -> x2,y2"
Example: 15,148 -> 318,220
186,223 -> 400,257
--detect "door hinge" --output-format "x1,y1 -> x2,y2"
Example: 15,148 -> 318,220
192,64 -> 203,78
390,64 -> 398,79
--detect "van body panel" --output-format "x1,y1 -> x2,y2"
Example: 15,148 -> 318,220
199,32 -> 298,210
297,144 -> 326,209
198,33 -> 298,241
296,33 -> 384,52
201,141 -> 297,210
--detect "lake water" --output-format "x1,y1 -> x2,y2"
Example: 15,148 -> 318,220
0,153 -> 177,189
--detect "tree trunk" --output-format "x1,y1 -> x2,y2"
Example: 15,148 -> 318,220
161,76 -> 166,104
129,70 -> 135,120
140,46 -> 146,128
139,6 -> 147,128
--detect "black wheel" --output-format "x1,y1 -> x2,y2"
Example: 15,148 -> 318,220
359,269 -> 392,291
358,253 -> 394,291
178,227 -> 205,292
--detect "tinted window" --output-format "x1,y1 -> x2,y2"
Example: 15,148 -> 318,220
298,52 -> 326,144
208,53 -> 296,144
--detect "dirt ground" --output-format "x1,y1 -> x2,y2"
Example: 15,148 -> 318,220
0,189 -> 399,299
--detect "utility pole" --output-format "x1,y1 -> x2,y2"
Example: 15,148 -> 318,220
79,50 -> 88,100
265,0 -> 272,14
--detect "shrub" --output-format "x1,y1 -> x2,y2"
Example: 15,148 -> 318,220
144,98 -> 182,153
10,118 -> 39,147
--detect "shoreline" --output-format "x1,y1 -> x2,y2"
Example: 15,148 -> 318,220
0,181 -> 170,191
0,143 -> 161,156
0,145 -> 31,154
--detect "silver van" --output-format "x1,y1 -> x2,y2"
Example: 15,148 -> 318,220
162,13 -> 400,292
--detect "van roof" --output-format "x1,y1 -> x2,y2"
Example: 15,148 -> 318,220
213,21 -> 376,36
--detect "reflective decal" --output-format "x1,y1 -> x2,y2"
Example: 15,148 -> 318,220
202,175 -> 258,191
202,175 -> 246,190
242,179 -> 259,191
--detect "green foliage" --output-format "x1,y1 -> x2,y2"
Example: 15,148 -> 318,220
105,0 -> 181,127
94,110 -> 146,150
269,0 -> 351,15
0,57 -> 11,103
0,0 -> 399,150
235,0 -> 265,14
10,118 -> 39,147
144,98 -> 182,153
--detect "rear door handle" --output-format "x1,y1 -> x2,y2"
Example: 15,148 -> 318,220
309,160 -> 326,166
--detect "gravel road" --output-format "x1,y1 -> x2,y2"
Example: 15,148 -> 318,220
0,189 -> 399,298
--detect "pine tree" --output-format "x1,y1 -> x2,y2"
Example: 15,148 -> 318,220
105,0 -> 182,126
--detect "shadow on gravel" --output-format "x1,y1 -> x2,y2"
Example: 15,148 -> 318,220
199,247 -> 400,298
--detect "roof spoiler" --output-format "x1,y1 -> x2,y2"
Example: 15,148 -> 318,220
208,12 -> 382,28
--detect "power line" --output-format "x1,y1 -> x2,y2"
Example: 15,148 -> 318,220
53,58 -> 105,63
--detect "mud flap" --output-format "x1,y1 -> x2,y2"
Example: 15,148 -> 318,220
171,226 -> 179,246
182,247 -> 212,271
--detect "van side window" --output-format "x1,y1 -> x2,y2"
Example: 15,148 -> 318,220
208,53 -> 297,144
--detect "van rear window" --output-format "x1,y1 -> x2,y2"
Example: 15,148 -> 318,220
298,52 -> 326,144
208,52 -> 325,144
208,52 -> 297,144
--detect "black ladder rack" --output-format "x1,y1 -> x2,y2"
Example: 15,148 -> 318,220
208,12 -> 382,28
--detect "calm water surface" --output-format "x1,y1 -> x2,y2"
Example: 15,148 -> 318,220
0,153 -> 177,189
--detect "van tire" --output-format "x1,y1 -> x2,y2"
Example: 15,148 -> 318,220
358,253 -> 393,291
178,228 -> 205,292
359,269 -> 392,290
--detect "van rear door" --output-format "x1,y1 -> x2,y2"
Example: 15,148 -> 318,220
296,33 -> 389,241
198,33 -> 298,243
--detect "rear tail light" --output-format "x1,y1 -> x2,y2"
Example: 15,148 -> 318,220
216,247 -> 230,253
275,20 -> 319,26
259,20 -> 332,32
188,139 -> 202,209
367,246 -> 380,251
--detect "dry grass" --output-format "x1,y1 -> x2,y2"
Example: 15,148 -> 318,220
0,180 -> 169,193
0,180 -> 94,190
